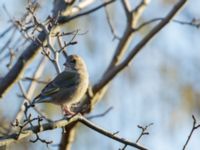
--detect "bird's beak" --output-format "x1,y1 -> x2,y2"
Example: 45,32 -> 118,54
63,62 -> 71,70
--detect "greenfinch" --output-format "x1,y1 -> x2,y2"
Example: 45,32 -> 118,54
32,55 -> 89,115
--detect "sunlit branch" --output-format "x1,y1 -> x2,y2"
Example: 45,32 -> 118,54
0,114 -> 147,150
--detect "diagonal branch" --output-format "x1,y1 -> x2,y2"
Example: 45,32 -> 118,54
0,114 -> 147,150
0,30 -> 47,97
79,116 -> 148,150
79,0 -> 150,112
93,0 -> 187,94
107,0 -> 149,69
0,115 -> 79,146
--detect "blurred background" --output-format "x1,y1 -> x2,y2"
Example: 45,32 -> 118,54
0,0 -> 200,150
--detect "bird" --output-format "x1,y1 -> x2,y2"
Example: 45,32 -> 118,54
32,54 -> 89,115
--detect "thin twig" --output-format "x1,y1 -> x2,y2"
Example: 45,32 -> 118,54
6,48 -> 16,69
17,81 -> 50,121
104,1 -> 120,40
183,115 -> 200,150
87,107 -> 113,120
0,25 -> 14,38
135,18 -> 200,32
22,77 -> 48,84
136,123 -> 153,143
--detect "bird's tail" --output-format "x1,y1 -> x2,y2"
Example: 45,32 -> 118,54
30,94 -> 41,106
32,94 -> 52,104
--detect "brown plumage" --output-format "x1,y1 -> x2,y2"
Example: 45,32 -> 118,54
33,55 -> 89,115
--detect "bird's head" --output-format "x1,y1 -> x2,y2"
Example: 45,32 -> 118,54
64,55 -> 87,73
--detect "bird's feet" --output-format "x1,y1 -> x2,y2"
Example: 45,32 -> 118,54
61,105 -> 76,119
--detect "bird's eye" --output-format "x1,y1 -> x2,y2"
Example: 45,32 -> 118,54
70,59 -> 76,64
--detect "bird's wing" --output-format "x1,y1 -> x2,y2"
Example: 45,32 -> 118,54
41,71 -> 78,97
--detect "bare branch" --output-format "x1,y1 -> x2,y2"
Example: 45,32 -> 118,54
16,80 -> 50,122
79,116 -> 147,150
87,107 -> 113,120
136,123 -> 153,143
57,0 -> 117,24
121,0 -> 131,16
104,1 -> 120,40
0,29 -> 47,97
0,25 -> 14,38
0,114 -> 148,150
135,18 -> 200,31
93,0 -> 187,94
22,77 -> 48,84
183,115 -> 200,150
119,122 -> 153,150
173,18 -> 200,28
107,0 -> 149,70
